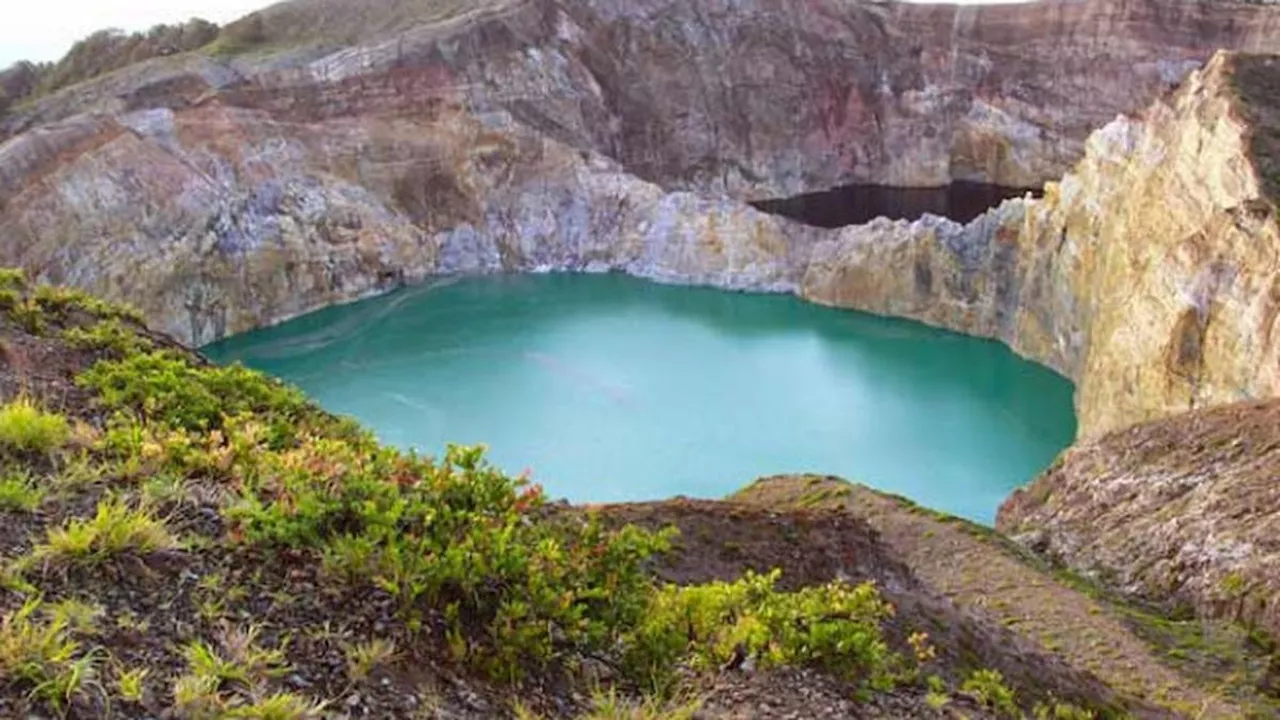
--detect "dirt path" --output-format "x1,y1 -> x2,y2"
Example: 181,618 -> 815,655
733,476 -> 1261,719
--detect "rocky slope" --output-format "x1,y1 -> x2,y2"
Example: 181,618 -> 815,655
998,396 -> 1280,649
740,475 -> 1280,718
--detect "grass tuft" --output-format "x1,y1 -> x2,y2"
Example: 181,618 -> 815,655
35,497 -> 177,564
0,396 -> 70,456
344,638 -> 398,682
114,664 -> 148,703
0,597 -> 100,712
0,469 -> 45,511
582,687 -> 702,720
174,625 -> 317,718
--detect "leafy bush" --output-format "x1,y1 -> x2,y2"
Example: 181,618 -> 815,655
0,273 -> 141,335
78,350 -> 309,435
63,318 -> 152,357
0,268 -> 25,291
621,569 -> 895,694
0,396 -> 70,455
30,284 -> 143,323
229,440 -> 671,681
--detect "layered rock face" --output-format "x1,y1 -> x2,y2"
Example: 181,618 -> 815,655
2,0 -> 1280,437
0,102 -> 810,346
804,52 -> 1280,437
5,0 -> 1279,197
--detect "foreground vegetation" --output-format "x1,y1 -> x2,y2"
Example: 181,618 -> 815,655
0,269 -> 1116,717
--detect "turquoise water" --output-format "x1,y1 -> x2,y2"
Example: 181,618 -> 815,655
204,273 -> 1076,524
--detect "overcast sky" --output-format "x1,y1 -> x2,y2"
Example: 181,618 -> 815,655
1,0 -> 1033,68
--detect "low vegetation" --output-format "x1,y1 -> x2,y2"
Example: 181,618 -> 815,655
0,395 -> 69,456
0,597 -> 100,713
0,470 -> 44,512
4,269 -> 1038,718
34,498 -> 178,565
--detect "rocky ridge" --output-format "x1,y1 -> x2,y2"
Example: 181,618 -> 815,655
3,0 -> 1280,437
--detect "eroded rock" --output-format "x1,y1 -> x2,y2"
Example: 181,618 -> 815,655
997,397 -> 1280,641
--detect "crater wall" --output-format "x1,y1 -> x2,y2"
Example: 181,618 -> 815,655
3,0 -> 1280,438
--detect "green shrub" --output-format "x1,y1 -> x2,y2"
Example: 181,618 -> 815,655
63,318 -> 152,357
621,569 -> 894,694
0,268 -> 25,291
78,350 -> 309,435
0,396 -> 70,455
962,669 -> 1019,717
7,298 -> 46,334
229,440 -> 670,682
31,284 -> 143,323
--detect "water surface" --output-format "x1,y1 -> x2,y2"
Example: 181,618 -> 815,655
205,273 -> 1075,523
752,182 -> 1040,228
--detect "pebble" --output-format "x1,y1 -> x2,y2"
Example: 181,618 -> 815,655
289,673 -> 313,689
345,693 -> 362,708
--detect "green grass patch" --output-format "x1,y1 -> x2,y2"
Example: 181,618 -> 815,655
0,396 -> 70,456
0,469 -> 45,511
0,597 -> 100,713
34,497 -> 177,564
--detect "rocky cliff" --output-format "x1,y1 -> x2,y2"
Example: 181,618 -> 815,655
3,0 -> 1280,437
803,51 -> 1280,437
6,0 -> 1279,196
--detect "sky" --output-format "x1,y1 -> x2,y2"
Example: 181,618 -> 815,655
0,0 -> 1032,68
